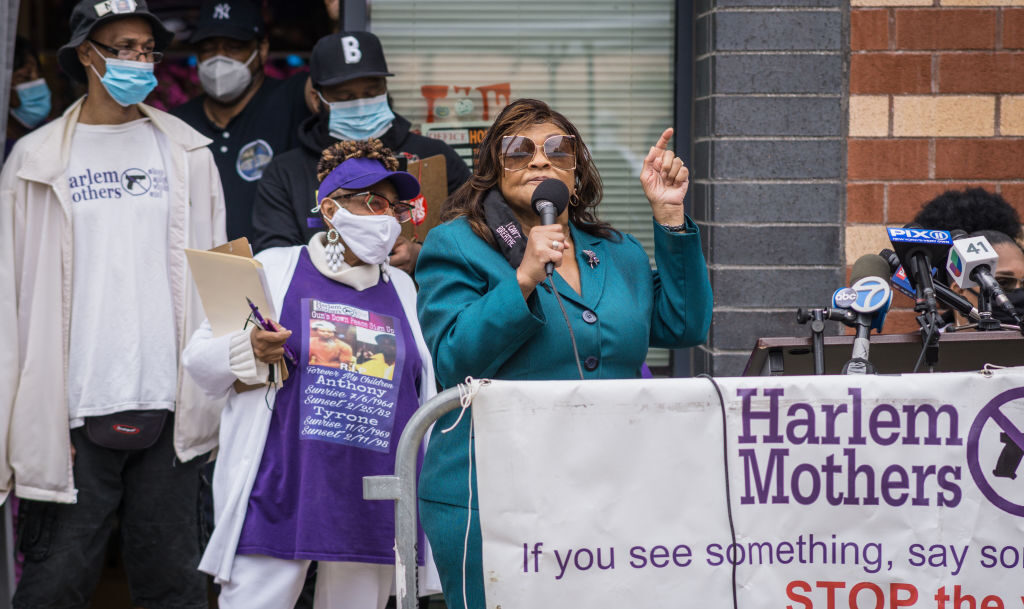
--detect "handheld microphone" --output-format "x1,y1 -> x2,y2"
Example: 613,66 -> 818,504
842,254 -> 893,375
531,179 -> 570,276
879,248 -> 981,322
947,230 -> 1023,326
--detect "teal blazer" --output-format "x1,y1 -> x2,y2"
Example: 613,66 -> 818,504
414,214 -> 712,507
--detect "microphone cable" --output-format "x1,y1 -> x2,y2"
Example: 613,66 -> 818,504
548,275 -> 585,380
698,374 -> 739,609
912,322 -> 938,374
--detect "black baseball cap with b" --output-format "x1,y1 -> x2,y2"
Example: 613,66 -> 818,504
310,31 -> 394,87
58,0 -> 173,83
189,0 -> 265,44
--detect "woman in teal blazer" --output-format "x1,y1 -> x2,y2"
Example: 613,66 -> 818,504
414,98 -> 712,609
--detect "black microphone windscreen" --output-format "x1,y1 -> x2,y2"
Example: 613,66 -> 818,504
531,179 -> 570,216
850,253 -> 892,285
951,229 -> 968,240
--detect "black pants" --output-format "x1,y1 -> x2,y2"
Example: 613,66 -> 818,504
13,417 -> 208,609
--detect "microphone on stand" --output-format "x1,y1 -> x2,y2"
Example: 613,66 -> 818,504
531,179 -> 571,277
886,224 -> 952,322
946,230 -> 1024,332
886,224 -> 953,369
841,254 -> 893,375
879,248 -> 981,322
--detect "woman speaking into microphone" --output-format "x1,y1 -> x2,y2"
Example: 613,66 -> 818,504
414,98 -> 713,608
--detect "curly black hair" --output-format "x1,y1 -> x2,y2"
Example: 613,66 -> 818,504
913,188 -> 1022,241
316,138 -> 397,183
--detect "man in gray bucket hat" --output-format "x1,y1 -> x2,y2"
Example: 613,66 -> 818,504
0,1 -> 226,607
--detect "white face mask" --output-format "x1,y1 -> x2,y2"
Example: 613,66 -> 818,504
197,49 -> 257,103
329,207 -> 401,265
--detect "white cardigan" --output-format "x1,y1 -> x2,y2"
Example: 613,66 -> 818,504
182,243 -> 436,586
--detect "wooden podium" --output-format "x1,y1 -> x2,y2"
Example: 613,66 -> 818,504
744,330 -> 1024,376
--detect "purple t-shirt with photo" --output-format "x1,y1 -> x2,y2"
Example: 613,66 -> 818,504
237,249 -> 422,562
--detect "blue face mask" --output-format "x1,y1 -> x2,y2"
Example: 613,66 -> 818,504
88,45 -> 158,107
10,78 -> 51,128
320,92 -> 395,141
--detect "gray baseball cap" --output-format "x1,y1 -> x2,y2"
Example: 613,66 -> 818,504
58,0 -> 173,83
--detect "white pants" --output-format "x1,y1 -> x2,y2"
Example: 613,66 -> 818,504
219,554 -> 394,609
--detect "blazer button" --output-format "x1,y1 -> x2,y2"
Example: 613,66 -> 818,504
584,356 -> 599,371
582,310 -> 597,324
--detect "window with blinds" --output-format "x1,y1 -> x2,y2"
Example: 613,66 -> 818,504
370,0 -> 677,368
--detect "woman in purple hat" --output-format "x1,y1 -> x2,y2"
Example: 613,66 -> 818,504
182,139 -> 436,609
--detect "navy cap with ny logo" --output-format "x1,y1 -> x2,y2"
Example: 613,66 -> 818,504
189,0 -> 265,44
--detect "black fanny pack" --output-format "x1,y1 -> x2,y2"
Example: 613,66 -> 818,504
85,410 -> 168,450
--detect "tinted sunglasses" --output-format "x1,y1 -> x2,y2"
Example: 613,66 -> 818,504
329,192 -> 414,223
500,134 -> 577,171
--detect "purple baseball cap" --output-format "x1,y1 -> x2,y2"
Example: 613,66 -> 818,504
317,157 -> 420,206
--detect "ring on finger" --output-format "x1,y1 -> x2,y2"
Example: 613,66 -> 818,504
552,240 -> 561,250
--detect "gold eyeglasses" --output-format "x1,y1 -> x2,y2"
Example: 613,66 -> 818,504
329,191 -> 414,223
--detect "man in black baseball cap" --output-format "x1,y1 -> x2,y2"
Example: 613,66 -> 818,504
173,0 -> 312,241
251,31 -> 471,273
309,30 -> 394,86
3,1 -> 225,608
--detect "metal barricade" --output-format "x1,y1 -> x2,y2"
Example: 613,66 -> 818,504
363,386 -> 464,609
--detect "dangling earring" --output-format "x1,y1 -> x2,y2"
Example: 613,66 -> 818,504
569,193 -> 582,208
325,228 -> 344,272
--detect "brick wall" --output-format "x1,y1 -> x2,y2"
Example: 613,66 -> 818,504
847,2 -> 1024,333
690,0 -> 846,376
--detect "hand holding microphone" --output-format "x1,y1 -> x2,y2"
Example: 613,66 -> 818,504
516,179 -> 570,298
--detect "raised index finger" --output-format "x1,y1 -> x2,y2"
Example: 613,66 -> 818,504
653,127 -> 673,151
644,127 -> 675,165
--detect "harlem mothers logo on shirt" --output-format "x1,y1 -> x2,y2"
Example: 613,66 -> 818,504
68,167 -> 170,203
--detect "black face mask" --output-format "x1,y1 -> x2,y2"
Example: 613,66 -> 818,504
992,288 -> 1024,325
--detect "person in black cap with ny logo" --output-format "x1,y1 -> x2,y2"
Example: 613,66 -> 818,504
173,0 -> 312,242
250,30 -> 471,273
0,1 -> 226,608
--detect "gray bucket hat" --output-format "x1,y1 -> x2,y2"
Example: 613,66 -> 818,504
58,0 -> 173,83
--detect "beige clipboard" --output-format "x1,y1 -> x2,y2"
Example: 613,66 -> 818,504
185,239 -> 276,338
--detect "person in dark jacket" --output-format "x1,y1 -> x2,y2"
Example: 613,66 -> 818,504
250,31 -> 470,273
172,0 -> 311,241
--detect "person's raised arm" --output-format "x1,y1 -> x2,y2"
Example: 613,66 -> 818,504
641,127 -> 688,228
640,127 -> 712,348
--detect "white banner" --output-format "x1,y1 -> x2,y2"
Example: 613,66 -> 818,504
473,369 -> 1024,608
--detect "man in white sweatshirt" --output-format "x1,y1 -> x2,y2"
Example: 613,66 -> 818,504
0,1 -> 226,607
